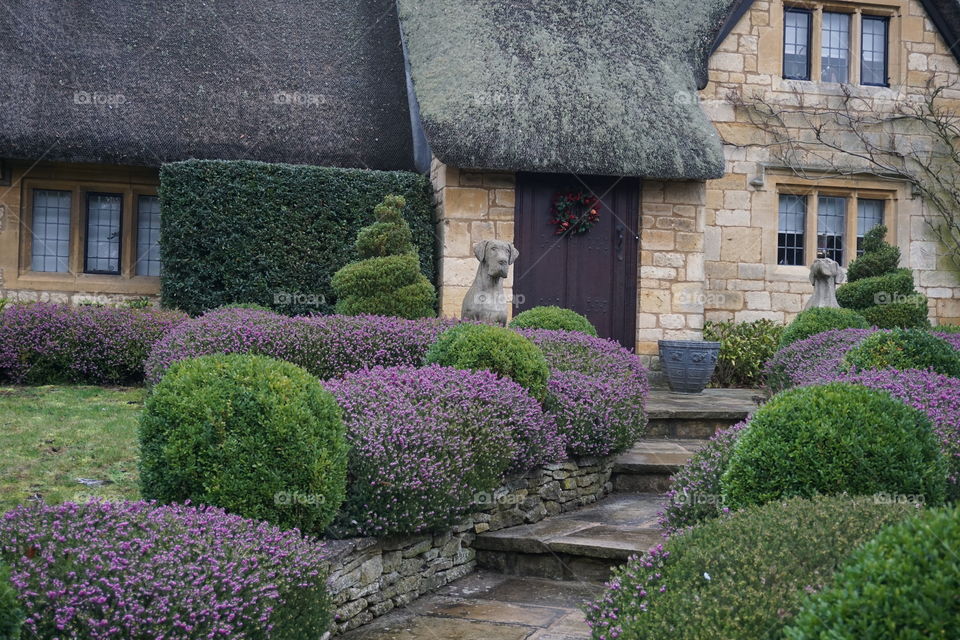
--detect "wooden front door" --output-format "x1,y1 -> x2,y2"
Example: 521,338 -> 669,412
513,173 -> 640,349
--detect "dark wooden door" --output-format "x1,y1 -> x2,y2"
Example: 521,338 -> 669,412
513,173 -> 639,349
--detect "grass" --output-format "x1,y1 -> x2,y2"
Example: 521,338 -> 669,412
0,385 -> 143,512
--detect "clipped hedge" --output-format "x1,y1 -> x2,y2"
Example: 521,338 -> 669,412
721,383 -> 947,510
588,496 -> 918,640
861,300 -> 930,329
778,307 -> 870,350
844,328 -> 960,377
139,354 -> 348,533
425,324 -> 550,400
837,268 -> 916,310
0,500 -> 332,639
158,160 -> 436,315
785,504 -> 960,640
509,306 -> 598,336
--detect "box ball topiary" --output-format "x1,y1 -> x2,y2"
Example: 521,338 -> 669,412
0,563 -> 21,640
845,225 -> 901,282
843,328 -> 960,377
139,354 -> 348,533
587,495 -> 919,640
425,324 -> 549,400
860,300 -> 930,329
778,307 -> 870,349
509,306 -> 598,336
836,268 -> 916,310
721,383 -> 947,510
785,503 -> 960,640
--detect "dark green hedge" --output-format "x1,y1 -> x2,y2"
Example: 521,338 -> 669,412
158,160 -> 436,315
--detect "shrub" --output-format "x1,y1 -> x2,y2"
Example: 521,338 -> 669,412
145,308 -> 455,383
158,159 -> 436,315
664,367 -> 960,533
331,194 -> 436,319
139,354 -> 348,533
0,563 -> 20,640
658,421 -> 747,534
721,383 -> 947,510
846,225 -> 901,282
778,307 -> 869,350
936,330 -> 960,351
0,303 -> 186,384
765,328 -> 875,392
0,500 -> 331,639
517,329 -> 650,457
937,324 -> 960,333
836,268 -> 916,309
844,328 -> 960,377
587,496 -> 918,640
785,504 -> 960,640
426,324 -> 549,400
861,299 -> 930,329
703,319 -> 784,387
509,306 -> 598,335
324,365 -> 564,535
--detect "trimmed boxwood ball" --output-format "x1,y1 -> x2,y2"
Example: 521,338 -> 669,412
860,300 -> 930,329
721,383 -> 947,510
331,253 -> 435,319
509,306 -> 598,336
139,354 -> 348,533
778,307 -> 870,349
836,268 -> 916,310
843,328 -> 960,377
785,504 -> 960,640
425,324 -> 549,400
587,496 -> 918,640
0,563 -> 21,640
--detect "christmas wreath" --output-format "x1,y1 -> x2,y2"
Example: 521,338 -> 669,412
549,190 -> 600,236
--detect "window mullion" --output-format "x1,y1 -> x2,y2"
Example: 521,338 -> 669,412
845,194 -> 858,266
69,187 -> 83,276
806,191 -> 819,265
851,8 -> 862,85
811,7 -> 824,82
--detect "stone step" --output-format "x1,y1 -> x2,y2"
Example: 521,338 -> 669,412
645,387 -> 761,439
473,493 -> 665,581
611,439 -> 706,493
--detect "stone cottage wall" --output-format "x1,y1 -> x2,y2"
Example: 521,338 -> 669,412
323,456 -> 613,634
699,0 -> 960,325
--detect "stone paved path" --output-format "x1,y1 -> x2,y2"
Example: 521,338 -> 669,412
339,570 -> 603,640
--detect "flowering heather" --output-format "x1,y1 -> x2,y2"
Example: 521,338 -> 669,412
518,329 -> 650,457
764,328 -> 875,391
145,309 -> 455,383
0,303 -> 186,384
933,330 -> 960,352
0,500 -> 331,639
657,421 -> 747,534
324,365 -> 565,536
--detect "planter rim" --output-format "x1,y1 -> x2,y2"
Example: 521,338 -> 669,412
658,339 -> 720,348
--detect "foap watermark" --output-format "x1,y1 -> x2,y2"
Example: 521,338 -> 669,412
676,291 -> 727,306
470,90 -> 521,109
873,491 -> 926,505
74,90 -> 127,106
471,292 -> 525,307
274,491 -> 327,506
274,291 -> 326,307
873,291 -> 926,305
673,490 -> 725,506
473,490 -> 525,507
273,91 -> 331,107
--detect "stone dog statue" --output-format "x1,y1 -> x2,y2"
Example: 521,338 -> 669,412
461,240 -> 518,326
805,256 -> 846,309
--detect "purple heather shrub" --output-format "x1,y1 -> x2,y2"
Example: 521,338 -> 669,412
0,500 -> 331,640
0,303 -> 186,384
324,364 -> 565,536
764,328 -> 875,391
518,329 -> 650,457
933,330 -> 960,352
145,309 -> 456,384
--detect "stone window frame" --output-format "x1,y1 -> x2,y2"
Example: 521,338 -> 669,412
780,0 -> 902,87
17,176 -> 160,286
763,173 -> 901,270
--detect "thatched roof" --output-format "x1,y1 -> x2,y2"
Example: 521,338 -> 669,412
397,0 -> 739,180
0,0 -> 415,170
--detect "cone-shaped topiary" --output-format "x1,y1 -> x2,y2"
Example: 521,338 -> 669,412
838,225 -> 928,328
331,195 -> 436,319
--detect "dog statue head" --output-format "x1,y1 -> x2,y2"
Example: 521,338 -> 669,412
474,240 -> 519,280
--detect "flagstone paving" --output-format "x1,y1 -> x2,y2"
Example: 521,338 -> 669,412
339,570 -> 603,640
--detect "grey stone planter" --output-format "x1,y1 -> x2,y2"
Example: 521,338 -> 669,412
658,340 -> 721,394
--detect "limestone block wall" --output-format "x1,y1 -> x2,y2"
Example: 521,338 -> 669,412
636,180 -> 707,369
325,455 -> 613,634
430,159 -> 516,319
699,0 -> 960,325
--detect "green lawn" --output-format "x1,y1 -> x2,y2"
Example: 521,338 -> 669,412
0,385 -> 143,512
